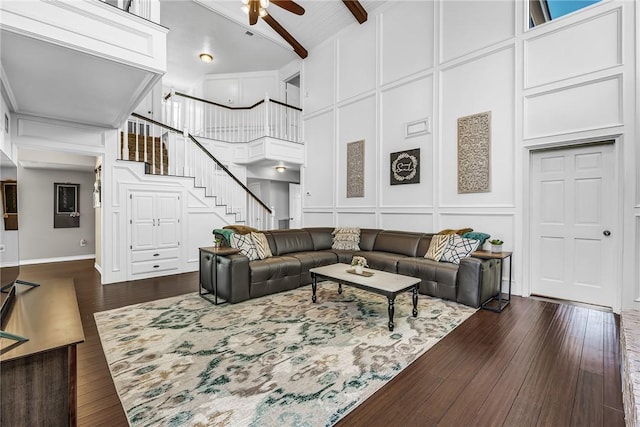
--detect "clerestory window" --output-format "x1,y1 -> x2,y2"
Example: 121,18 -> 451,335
529,0 -> 601,28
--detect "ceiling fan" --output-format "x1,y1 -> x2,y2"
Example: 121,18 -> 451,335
241,0 -> 308,58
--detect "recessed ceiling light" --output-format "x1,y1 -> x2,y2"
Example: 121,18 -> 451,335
275,165 -> 286,173
199,53 -> 213,63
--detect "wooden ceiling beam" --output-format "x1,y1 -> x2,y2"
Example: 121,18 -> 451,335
342,0 -> 367,24
262,13 -> 308,59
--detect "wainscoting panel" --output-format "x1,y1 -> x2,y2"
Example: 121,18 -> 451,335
336,212 -> 377,228
380,76 -> 434,208
302,211 -> 334,227
379,212 -> 434,233
304,41 -> 335,115
337,21 -> 376,102
380,1 -> 434,86
524,76 -> 622,139
303,111 -> 335,209
524,8 -> 621,89
440,0 -> 514,64
440,46 -> 515,207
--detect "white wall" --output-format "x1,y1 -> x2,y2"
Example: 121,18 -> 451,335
202,70 -> 281,105
301,0 -> 638,310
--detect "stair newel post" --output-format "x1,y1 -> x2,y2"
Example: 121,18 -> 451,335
264,94 -> 270,138
183,128 -> 189,177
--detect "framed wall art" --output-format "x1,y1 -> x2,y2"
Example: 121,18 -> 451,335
346,140 -> 365,198
390,148 -> 420,185
457,111 -> 491,193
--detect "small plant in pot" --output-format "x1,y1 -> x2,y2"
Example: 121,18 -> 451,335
488,239 -> 504,253
351,256 -> 368,274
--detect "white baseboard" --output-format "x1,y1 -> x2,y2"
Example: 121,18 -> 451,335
20,254 -> 96,266
94,262 -> 103,274
0,261 -> 20,268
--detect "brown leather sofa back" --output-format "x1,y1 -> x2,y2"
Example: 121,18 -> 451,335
267,229 -> 315,255
304,227 -> 334,250
373,231 -> 423,257
359,229 -> 382,251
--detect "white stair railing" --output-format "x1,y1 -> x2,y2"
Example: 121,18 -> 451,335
164,91 -> 303,144
119,113 -> 274,228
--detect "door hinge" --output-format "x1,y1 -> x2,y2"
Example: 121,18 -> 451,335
130,194 -> 132,199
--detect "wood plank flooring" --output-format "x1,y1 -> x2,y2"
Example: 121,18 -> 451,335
17,260 -> 624,426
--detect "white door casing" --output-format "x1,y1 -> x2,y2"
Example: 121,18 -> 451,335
530,143 -> 616,308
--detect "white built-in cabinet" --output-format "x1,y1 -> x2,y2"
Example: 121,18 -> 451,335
128,191 -> 181,278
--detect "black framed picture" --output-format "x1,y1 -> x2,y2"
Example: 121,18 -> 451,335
390,148 -> 420,185
54,183 -> 80,228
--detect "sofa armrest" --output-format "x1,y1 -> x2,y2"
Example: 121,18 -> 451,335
456,257 -> 499,308
215,253 -> 251,303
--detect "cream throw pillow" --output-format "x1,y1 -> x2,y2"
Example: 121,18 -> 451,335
331,227 -> 361,250
251,232 -> 272,260
424,234 -> 450,261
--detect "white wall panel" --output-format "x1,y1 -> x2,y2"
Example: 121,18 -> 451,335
525,9 -> 621,88
337,96 -> 377,207
524,76 -> 622,139
379,212 -> 434,232
381,1 -> 434,85
440,0 -> 514,63
336,212 -> 376,228
304,41 -> 334,114
303,112 -> 334,208
338,21 -> 376,101
440,47 -> 515,207
302,211 -> 334,227
380,76 -> 433,207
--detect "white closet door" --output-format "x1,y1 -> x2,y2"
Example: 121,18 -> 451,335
131,193 -> 155,251
156,193 -> 180,248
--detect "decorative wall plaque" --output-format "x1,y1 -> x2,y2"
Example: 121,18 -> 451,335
390,149 -> 420,185
457,111 -> 491,193
346,140 -> 364,198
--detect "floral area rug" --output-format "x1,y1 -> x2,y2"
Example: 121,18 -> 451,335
94,283 -> 477,426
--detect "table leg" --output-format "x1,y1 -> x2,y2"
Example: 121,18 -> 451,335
312,273 -> 317,303
338,283 -> 342,294
412,285 -> 418,317
387,297 -> 395,331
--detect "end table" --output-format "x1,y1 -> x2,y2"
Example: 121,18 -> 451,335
199,246 -> 239,305
471,250 -> 512,312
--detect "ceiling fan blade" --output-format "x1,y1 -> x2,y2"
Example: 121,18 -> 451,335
271,0 -> 305,16
249,0 -> 259,25
262,13 -> 308,59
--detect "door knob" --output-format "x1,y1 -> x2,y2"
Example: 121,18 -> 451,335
603,230 -> 611,236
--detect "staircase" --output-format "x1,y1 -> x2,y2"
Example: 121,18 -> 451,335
118,113 -> 274,228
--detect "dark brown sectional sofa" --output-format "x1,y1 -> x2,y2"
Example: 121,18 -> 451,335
204,227 -> 501,308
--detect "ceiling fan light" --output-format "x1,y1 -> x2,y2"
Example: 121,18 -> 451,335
241,4 -> 249,14
259,8 -> 267,17
260,0 -> 269,8
199,53 -> 213,63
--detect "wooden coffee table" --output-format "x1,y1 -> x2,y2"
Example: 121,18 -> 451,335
309,263 -> 421,331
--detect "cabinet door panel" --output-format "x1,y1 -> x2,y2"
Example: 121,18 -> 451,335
156,193 -> 180,248
131,193 -> 155,250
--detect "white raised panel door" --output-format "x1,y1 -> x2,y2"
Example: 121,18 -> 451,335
156,193 -> 180,248
131,193 -> 155,251
531,144 -> 616,307
289,183 -> 301,229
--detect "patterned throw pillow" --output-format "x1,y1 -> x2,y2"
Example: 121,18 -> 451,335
331,227 -> 361,250
251,232 -> 272,260
424,234 -> 450,261
440,234 -> 480,265
231,233 -> 259,261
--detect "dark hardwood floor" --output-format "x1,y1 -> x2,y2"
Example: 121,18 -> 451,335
18,260 -> 624,426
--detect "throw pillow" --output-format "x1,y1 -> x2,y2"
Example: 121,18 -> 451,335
224,225 -> 259,235
212,228 -> 235,246
231,233 -> 259,261
424,234 -> 450,261
331,227 -> 361,251
462,231 -> 491,247
251,232 -> 272,260
438,227 -> 474,235
440,234 -> 480,265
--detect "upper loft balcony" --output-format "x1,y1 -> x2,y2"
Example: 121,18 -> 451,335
0,0 -> 167,129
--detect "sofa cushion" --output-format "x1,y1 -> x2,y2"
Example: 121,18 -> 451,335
291,251 -> 339,285
250,256 -> 301,284
355,251 -> 407,273
359,229 -> 382,251
331,249 -> 356,264
269,229 -> 315,255
332,227 -> 361,250
416,235 -> 434,258
441,234 -> 480,265
372,231 -> 422,257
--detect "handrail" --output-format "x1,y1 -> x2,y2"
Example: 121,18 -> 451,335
187,134 -> 272,214
129,112 -> 272,214
167,91 -> 303,112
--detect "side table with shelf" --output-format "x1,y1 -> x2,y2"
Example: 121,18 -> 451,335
471,250 -> 513,312
199,246 -> 240,305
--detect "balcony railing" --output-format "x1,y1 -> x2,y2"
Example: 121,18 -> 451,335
164,91 -> 303,144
